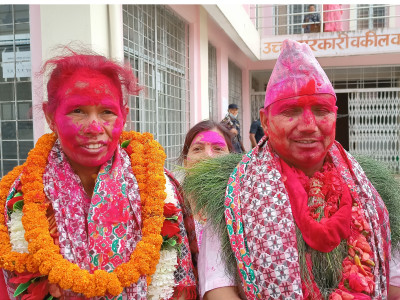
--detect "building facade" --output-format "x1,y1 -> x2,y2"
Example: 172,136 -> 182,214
0,4 -> 399,175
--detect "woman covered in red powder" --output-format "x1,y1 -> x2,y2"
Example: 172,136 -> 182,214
0,48 -> 197,300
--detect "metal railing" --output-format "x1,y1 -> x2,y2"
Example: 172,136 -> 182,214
249,4 -> 399,36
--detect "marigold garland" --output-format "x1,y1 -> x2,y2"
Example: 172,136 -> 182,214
0,131 -> 167,298
299,163 -> 376,299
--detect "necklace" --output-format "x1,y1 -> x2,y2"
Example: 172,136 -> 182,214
296,163 -> 376,298
0,131 -> 167,298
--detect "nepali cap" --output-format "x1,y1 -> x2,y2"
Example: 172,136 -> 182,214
264,39 -> 336,108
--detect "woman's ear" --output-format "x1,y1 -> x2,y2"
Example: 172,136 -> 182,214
124,106 -> 129,122
43,102 -> 56,132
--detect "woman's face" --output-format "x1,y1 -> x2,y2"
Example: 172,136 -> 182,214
46,71 -> 125,173
185,128 -> 229,168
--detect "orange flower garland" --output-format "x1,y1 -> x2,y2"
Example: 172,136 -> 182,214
0,131 -> 167,298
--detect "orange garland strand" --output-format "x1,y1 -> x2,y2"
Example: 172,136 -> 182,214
0,131 -> 166,298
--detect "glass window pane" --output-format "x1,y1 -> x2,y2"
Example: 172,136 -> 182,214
17,102 -> 31,119
0,5 -> 13,25
14,5 -> 29,23
18,140 -> 33,159
1,103 -> 15,120
3,159 -> 18,174
3,141 -> 17,159
0,24 -> 13,35
0,46 -> 14,82
16,82 -> 31,100
15,22 -> 29,34
1,121 -> 16,139
17,120 -> 33,139
0,83 -> 14,101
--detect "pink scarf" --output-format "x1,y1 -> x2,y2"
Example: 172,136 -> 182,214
43,141 -> 147,299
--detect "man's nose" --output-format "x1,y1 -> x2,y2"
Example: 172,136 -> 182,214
298,108 -> 317,130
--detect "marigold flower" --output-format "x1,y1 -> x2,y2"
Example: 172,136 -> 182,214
0,131 -> 169,298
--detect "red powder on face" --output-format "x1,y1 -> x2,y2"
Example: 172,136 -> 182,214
51,72 -> 125,172
185,129 -> 229,168
265,95 -> 337,176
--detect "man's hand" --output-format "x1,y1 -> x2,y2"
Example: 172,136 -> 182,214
230,128 -> 238,136
250,133 -> 257,148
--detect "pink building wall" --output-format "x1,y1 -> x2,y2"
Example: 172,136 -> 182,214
168,5 -> 203,126
170,5 -> 254,150
30,5 -> 44,142
207,15 -> 253,150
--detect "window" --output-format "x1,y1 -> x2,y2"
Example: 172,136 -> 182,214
123,5 -> 190,169
228,60 -> 242,125
274,5 -> 321,35
288,5 -> 303,34
357,4 -> 388,30
0,5 -> 33,176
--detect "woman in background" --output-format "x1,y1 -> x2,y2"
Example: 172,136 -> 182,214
179,120 -> 235,299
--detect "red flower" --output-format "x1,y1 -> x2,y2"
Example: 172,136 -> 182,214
163,203 -> 181,218
161,220 -> 180,239
9,272 -> 41,284
7,195 -> 24,210
330,292 -> 342,300
126,144 -> 133,156
348,273 -> 370,293
22,278 -> 49,300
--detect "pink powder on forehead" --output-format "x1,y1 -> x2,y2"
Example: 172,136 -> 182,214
192,130 -> 227,147
57,68 -> 122,104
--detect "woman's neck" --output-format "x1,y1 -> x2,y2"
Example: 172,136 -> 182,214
69,162 -> 100,196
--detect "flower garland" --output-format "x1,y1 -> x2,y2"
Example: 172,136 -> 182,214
7,210 -> 28,254
298,162 -> 375,299
0,131 -> 167,298
147,174 -> 180,299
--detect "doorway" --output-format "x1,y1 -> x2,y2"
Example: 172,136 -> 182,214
335,93 -> 349,150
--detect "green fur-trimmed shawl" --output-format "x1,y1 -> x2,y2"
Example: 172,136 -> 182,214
182,153 -> 400,279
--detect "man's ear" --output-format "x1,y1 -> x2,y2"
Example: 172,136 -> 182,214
259,107 -> 268,136
43,102 -> 56,132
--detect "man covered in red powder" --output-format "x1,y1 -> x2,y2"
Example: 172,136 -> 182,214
191,39 -> 398,299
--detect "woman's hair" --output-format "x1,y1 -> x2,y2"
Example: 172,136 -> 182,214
179,120 -> 233,163
42,47 -> 140,117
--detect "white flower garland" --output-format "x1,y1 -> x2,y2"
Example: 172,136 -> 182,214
7,210 -> 28,253
147,174 -> 179,300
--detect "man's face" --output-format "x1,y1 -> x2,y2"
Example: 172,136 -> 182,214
229,108 -> 239,117
309,5 -> 316,12
261,94 -> 337,175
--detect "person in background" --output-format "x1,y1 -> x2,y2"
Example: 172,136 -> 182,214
249,107 -> 265,148
0,47 -> 197,300
179,120 -> 233,248
179,120 -> 233,299
191,39 -> 395,299
302,4 -> 321,33
220,104 -> 245,153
